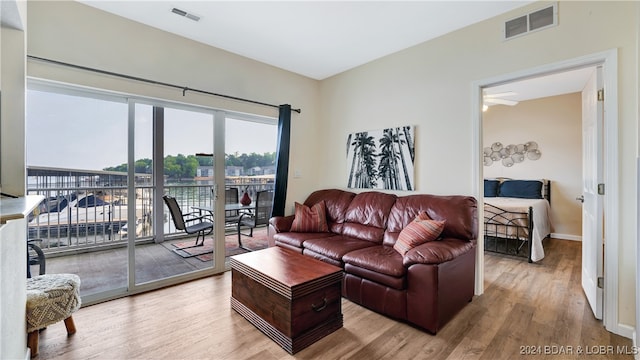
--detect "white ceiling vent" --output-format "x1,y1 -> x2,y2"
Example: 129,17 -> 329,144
171,7 -> 201,22
504,3 -> 557,40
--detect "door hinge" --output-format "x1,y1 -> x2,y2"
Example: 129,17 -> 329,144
598,183 -> 605,195
597,277 -> 604,289
597,89 -> 604,101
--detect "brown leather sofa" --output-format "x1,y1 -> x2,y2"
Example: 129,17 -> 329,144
268,189 -> 478,334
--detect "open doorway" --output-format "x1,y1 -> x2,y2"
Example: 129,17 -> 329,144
482,66 -> 593,252
472,49 -> 620,335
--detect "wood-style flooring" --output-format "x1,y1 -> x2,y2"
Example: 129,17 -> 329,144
36,238 -> 632,359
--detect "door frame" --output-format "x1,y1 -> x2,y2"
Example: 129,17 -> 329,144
471,49 -> 621,335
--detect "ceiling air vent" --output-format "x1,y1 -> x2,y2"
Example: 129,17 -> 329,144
171,7 -> 201,22
504,3 -> 557,40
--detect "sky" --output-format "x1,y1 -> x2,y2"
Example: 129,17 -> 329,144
26,89 -> 277,171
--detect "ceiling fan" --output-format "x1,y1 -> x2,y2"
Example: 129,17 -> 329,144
483,91 -> 519,110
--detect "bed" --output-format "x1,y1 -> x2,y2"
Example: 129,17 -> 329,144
483,179 -> 552,262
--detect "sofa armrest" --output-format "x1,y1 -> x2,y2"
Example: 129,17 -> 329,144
269,215 -> 295,233
403,238 -> 475,267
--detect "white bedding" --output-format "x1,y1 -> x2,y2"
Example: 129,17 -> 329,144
484,197 -> 552,262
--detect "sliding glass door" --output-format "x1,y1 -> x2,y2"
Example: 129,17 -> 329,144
131,104 -> 231,287
26,80 -> 271,303
26,86 -> 130,302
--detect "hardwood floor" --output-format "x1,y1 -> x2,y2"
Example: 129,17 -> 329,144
36,238 -> 632,359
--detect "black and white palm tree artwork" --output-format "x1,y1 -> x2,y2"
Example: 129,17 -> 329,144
346,126 -> 415,190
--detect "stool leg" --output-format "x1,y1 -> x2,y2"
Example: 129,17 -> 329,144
63,316 -> 77,336
27,331 -> 39,358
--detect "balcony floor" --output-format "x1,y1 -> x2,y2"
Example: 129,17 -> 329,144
35,226 -> 269,298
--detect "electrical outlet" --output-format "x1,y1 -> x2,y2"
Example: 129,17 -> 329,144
294,169 -> 302,178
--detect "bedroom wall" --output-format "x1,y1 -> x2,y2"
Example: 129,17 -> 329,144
319,1 -> 638,334
483,93 -> 582,240
24,1 -> 320,212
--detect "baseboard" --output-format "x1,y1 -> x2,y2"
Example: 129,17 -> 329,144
611,324 -> 639,357
550,233 -> 581,241
612,323 -> 635,340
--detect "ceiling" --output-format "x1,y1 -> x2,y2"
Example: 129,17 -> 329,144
484,66 -> 595,104
79,1 -> 535,80
1,0 -> 24,30
74,1 -> 591,103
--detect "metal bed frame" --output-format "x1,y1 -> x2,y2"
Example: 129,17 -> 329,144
483,180 -> 551,263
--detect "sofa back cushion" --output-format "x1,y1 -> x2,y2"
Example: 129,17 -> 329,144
384,194 -> 478,246
342,191 -> 397,243
304,189 -> 356,233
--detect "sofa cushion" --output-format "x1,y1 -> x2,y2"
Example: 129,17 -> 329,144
303,235 -> 376,263
290,201 -> 329,232
403,238 -> 476,266
342,191 -> 397,243
385,194 -> 477,246
304,189 -> 356,233
344,263 -> 405,290
273,232 -> 337,249
343,245 -> 405,278
302,249 -> 342,267
393,218 -> 445,255
415,211 -> 430,221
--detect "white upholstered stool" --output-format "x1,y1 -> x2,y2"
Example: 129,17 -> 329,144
26,274 -> 81,358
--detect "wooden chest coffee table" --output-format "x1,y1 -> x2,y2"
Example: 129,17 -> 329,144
230,246 -> 343,354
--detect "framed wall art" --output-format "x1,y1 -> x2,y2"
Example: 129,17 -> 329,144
346,126 -> 415,190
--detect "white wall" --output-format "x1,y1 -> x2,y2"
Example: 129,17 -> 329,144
0,2 -> 28,358
483,93 -> 583,239
319,1 -> 637,333
0,218 -> 28,360
1,3 -> 27,196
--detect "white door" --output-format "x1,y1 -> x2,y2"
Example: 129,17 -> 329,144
581,66 -> 604,320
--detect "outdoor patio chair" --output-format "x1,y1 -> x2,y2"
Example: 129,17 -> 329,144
224,187 -> 241,226
27,239 -> 46,278
163,195 -> 214,258
237,190 -> 273,251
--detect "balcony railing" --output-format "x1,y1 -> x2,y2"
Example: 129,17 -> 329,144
27,180 -> 273,257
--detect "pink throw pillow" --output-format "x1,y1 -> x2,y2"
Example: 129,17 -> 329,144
291,201 -> 329,232
415,211 -> 431,221
393,216 -> 445,255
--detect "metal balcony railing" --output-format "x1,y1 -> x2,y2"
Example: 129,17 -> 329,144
27,181 -> 273,257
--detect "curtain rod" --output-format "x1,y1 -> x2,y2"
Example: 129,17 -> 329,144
27,55 -> 301,114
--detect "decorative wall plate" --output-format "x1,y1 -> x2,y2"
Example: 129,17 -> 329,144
485,141 -> 542,167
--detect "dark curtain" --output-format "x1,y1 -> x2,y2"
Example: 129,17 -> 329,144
272,104 -> 291,217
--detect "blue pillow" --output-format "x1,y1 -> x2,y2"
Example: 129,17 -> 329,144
484,179 -> 500,197
499,180 -> 543,199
